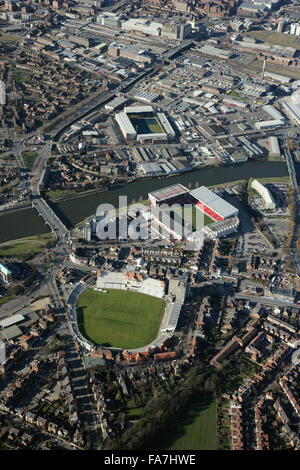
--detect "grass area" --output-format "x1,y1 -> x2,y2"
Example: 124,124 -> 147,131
45,188 -> 78,200
125,408 -> 144,420
229,91 -> 247,102
245,58 -> 300,80
0,154 -> 15,161
14,73 -> 31,84
0,295 -> 16,307
173,205 -> 214,232
250,176 -> 290,185
22,151 -> 38,170
77,288 -> 166,349
0,33 -> 20,43
191,206 -> 214,228
152,399 -> 217,450
0,233 -> 56,257
246,30 -> 300,50
208,179 -> 247,189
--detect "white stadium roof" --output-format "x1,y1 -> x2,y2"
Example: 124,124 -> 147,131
124,105 -> 154,114
115,112 -> 136,138
190,186 -> 238,219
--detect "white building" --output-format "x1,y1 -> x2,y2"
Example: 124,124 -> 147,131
121,18 -> 191,40
0,263 -> 12,284
254,119 -> 284,130
251,179 -> 276,210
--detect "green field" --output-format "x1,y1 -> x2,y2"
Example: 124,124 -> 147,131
151,399 -> 217,450
22,151 -> 38,169
246,30 -> 300,50
0,295 -> 16,307
45,188 -> 78,200
0,33 -> 20,43
77,289 -> 166,349
0,233 -> 56,257
169,400 -> 217,450
129,116 -> 164,135
191,206 -> 214,228
172,206 -> 214,232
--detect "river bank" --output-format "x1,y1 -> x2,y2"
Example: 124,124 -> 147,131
0,159 -> 289,243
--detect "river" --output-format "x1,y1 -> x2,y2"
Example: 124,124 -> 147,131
0,160 -> 288,243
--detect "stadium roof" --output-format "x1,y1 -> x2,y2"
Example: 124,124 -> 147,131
0,314 -> 25,329
115,112 -> 136,137
190,186 -> 238,219
124,105 -> 154,114
149,184 -> 188,202
157,112 -> 175,136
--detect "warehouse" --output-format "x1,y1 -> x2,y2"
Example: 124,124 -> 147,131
200,45 -> 233,60
254,119 -> 284,130
268,136 -> 280,157
189,186 -> 239,221
262,105 -> 285,123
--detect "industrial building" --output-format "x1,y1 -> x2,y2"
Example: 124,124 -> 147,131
268,136 -> 280,157
254,119 -> 284,131
108,43 -> 152,65
121,18 -> 192,40
200,45 -> 233,60
262,105 -> 285,123
251,179 -> 276,210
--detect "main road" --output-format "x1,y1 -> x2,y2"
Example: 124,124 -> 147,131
283,141 -> 300,276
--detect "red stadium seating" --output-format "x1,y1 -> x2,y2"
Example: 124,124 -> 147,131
195,201 -> 223,221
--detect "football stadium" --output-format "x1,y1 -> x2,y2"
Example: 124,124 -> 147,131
115,105 -> 175,143
147,183 -> 239,241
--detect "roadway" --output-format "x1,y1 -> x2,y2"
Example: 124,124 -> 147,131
283,141 -> 300,276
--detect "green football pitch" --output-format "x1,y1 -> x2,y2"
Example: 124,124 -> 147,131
129,116 -> 164,135
76,288 -> 166,349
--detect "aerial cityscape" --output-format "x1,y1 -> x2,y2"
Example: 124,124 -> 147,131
1,0 -> 300,455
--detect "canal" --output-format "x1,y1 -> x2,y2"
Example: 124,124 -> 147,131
0,160 -> 288,243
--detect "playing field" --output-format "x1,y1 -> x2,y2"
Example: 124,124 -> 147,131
129,116 -> 164,135
149,399 -> 217,450
168,400 -> 217,450
76,288 -> 166,349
